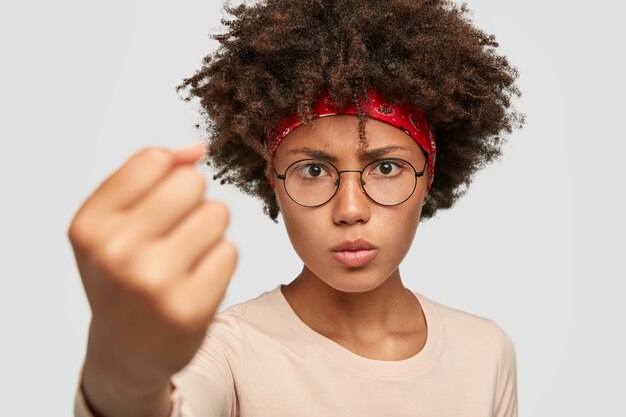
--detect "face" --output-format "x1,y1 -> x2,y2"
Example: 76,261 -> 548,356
272,115 -> 430,293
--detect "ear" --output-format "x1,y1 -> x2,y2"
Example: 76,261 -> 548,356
276,194 -> 281,210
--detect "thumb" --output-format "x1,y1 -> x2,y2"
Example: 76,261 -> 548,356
172,142 -> 207,164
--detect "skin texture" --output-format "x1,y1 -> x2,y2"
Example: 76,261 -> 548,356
274,115 -> 429,360
69,144 -> 237,417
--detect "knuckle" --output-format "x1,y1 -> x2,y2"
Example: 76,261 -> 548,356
208,200 -> 230,228
67,213 -> 90,246
121,267 -> 168,302
158,295 -> 204,333
130,260 -> 171,293
98,236 -> 132,267
138,147 -> 174,167
220,240 -> 239,265
176,166 -> 207,198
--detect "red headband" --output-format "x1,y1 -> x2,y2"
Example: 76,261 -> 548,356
265,89 -> 436,193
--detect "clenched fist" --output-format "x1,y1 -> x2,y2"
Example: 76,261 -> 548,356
68,143 -> 238,416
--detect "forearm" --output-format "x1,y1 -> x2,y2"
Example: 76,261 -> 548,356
80,357 -> 174,417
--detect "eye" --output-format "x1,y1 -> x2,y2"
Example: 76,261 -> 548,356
293,161 -> 333,179
369,160 -> 405,177
304,164 -> 325,178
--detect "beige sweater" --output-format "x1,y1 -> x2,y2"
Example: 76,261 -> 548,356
75,285 -> 518,417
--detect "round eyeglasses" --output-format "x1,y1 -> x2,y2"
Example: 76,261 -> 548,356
273,158 -> 428,207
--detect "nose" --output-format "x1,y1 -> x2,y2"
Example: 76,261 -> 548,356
331,171 -> 371,225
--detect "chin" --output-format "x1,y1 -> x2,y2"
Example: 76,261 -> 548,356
316,268 -> 390,294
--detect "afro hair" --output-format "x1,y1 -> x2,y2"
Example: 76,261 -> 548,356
177,0 -> 525,223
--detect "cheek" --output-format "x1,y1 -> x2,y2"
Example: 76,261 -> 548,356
374,190 -> 424,268
277,192 -> 320,248
281,210 -> 328,263
378,208 -> 421,260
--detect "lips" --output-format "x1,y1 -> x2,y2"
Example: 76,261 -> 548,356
330,238 -> 377,252
330,238 -> 378,268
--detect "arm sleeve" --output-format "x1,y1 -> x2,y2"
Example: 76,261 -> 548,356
74,318 -> 241,417
168,325 -> 240,417
492,323 -> 519,417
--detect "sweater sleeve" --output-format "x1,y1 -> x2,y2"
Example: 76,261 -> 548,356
168,324 -> 239,416
492,323 -> 519,417
74,319 -> 240,417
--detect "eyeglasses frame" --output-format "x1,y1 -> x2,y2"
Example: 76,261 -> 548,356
273,157 -> 428,207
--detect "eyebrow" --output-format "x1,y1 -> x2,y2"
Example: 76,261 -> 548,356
287,145 -> 411,162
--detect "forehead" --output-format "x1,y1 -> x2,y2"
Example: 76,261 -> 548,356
274,115 -> 424,162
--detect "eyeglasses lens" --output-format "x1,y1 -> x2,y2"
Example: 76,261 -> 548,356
283,159 -> 417,207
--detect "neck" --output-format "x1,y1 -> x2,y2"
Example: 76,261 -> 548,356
281,266 -> 423,341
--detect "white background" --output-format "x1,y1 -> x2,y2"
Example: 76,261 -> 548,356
1,0 -> 624,415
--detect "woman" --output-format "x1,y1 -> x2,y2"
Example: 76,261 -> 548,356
71,1 -> 524,416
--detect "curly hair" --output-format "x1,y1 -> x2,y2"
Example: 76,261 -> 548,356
176,0 -> 525,223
